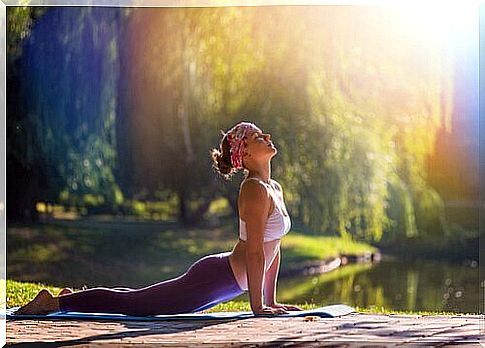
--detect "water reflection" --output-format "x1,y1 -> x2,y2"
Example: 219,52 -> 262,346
277,258 -> 479,313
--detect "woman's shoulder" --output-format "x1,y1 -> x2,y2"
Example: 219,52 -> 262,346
238,179 -> 272,215
240,178 -> 268,193
241,177 -> 282,191
239,178 -> 272,204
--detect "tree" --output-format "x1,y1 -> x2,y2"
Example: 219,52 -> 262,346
9,7 -> 128,220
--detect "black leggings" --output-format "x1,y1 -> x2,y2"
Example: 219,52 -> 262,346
58,252 -> 245,316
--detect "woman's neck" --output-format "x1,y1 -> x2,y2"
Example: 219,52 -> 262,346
248,162 -> 271,183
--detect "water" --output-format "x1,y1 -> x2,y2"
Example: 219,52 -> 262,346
276,257 -> 479,313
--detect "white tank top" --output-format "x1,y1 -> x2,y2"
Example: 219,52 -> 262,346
239,177 -> 292,242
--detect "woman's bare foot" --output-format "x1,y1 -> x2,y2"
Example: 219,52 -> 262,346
58,288 -> 74,296
14,289 -> 60,315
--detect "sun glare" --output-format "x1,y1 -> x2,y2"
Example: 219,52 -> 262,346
390,3 -> 478,46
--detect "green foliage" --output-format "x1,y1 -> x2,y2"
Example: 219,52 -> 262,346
207,197 -> 231,215
413,186 -> 449,241
8,7 -> 466,247
120,199 -> 178,220
12,8 -> 124,214
385,177 -> 418,242
6,6 -> 47,63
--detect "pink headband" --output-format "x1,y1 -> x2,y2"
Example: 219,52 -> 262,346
226,122 -> 257,170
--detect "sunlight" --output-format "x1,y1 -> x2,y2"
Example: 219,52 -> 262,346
388,2 -> 478,49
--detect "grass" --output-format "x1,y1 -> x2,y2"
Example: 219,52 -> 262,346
281,234 -> 378,264
354,306 -> 480,316
6,279 -> 478,316
6,280 -> 66,308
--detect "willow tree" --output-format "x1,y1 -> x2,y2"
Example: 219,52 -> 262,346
299,6 -> 453,242
16,7 -> 128,215
119,7 -> 264,224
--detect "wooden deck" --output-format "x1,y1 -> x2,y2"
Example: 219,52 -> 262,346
7,312 -> 483,346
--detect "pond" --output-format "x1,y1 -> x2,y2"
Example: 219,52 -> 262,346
273,257 -> 479,314
7,221 -> 479,313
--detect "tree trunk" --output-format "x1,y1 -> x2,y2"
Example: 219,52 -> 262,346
7,159 -> 39,222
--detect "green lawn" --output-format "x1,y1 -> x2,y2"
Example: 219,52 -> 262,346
6,279 -> 63,308
281,233 -> 378,264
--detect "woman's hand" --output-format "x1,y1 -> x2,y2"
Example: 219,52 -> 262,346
267,302 -> 304,311
252,304 -> 289,316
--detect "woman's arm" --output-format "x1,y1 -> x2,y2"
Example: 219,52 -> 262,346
240,181 -> 270,312
263,246 -> 304,312
263,246 -> 280,306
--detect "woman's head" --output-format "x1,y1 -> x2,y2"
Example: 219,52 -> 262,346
210,121 -> 276,180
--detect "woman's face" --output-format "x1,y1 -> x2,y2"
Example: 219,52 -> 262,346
243,127 -> 277,159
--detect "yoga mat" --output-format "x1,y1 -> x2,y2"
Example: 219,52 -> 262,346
4,304 -> 355,321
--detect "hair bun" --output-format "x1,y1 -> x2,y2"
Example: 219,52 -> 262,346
217,153 -> 233,175
210,134 -> 238,180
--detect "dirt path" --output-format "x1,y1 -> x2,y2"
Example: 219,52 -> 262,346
7,313 -> 483,346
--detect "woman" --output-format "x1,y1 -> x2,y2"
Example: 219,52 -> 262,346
15,121 -> 303,316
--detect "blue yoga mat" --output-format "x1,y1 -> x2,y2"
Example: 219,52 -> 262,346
4,304 -> 355,321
